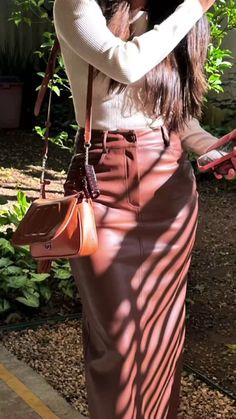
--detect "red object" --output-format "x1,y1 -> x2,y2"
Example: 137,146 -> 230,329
197,129 -> 236,173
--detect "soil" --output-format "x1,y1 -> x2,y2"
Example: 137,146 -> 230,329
0,129 -> 235,397
185,176 -> 236,396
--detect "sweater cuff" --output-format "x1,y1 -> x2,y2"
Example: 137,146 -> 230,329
177,0 -> 204,19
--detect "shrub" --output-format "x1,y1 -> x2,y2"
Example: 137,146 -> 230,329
0,191 -> 76,315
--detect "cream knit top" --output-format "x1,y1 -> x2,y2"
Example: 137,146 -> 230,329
54,0 -> 218,154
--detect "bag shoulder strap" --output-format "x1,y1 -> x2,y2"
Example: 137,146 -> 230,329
34,39 -> 60,117
34,38 -> 94,197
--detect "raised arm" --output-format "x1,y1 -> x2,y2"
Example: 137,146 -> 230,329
54,0 -> 203,84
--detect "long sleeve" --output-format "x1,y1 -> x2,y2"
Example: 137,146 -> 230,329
54,0 -> 203,84
180,119 -> 219,155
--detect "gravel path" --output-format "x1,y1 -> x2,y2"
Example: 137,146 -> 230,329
1,320 -> 235,418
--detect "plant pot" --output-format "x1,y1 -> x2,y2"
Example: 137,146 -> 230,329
0,77 -> 23,128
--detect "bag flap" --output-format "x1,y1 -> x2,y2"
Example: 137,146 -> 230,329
12,194 -> 78,246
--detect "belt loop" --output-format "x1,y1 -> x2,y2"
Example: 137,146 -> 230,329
161,126 -> 170,148
103,131 -> 108,153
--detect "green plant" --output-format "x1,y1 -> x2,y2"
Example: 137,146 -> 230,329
10,1 -> 76,148
0,1 -> 50,77
52,260 -> 76,299
0,190 -> 29,227
0,191 -> 76,315
0,191 -> 51,312
34,124 -> 75,151
206,0 -> 236,92
10,0 -> 53,28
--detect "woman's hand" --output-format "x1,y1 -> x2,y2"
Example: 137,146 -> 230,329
198,0 -> 217,13
213,149 -> 236,180
209,130 -> 236,181
107,2 -> 130,41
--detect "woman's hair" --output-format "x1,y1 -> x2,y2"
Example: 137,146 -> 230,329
97,0 -> 210,132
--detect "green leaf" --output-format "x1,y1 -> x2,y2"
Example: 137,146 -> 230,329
23,288 -> 39,299
38,0 -> 45,7
51,85 -> 60,96
7,276 -> 29,289
0,215 -> 10,226
34,126 -> 46,138
43,32 -> 52,39
54,269 -> 72,280
12,204 -> 21,217
59,282 -> 74,299
37,72 -> 46,78
0,257 -> 13,268
30,273 -> 50,282
52,260 -> 70,269
0,196 -> 8,205
0,238 -> 15,255
17,191 -> 29,214
23,17 -> 32,26
3,266 -> 22,275
58,279 -> 75,299
39,284 -> 52,302
225,343 -> 236,352
17,258 -> 35,269
13,18 -> 22,26
16,245 -> 30,254
40,12 -> 49,20
15,295 -> 39,308
0,298 -> 10,313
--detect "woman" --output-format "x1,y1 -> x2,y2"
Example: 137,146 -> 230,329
53,0 -> 234,418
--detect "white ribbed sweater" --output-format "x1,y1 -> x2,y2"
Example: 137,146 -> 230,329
54,0 -> 218,154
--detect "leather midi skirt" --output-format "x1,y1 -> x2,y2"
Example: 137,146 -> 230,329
70,128 -> 198,419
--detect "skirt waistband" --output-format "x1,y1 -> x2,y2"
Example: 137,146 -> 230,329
77,127 -> 170,148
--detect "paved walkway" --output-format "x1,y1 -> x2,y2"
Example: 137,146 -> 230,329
0,344 -> 84,419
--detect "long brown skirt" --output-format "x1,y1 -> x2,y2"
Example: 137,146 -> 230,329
70,128 -> 198,419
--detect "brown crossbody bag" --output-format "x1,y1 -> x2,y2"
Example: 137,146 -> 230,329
12,40 -> 99,271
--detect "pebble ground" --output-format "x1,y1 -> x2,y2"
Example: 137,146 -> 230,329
1,320 -> 235,418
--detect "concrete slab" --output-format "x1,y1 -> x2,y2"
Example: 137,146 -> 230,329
0,344 -> 85,419
0,380 -> 40,419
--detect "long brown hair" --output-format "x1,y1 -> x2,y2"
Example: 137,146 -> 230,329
97,0 -> 210,132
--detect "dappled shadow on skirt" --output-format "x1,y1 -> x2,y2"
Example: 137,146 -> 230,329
70,129 -> 198,419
